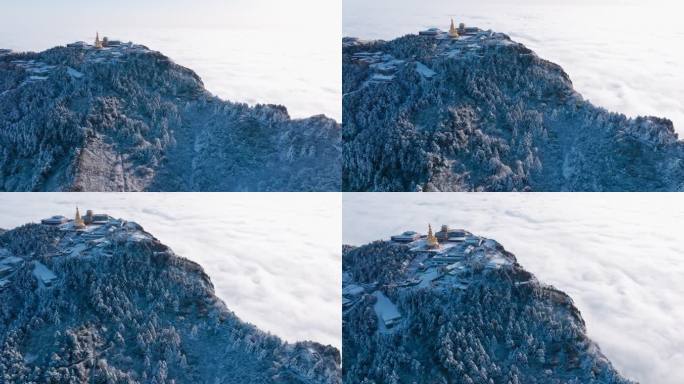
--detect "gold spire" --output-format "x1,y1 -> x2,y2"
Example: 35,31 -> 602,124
448,18 -> 460,38
426,223 -> 439,249
74,207 -> 86,229
95,32 -> 103,49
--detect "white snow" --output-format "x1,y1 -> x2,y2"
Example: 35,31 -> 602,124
66,67 -> 84,78
344,192 -> 684,383
445,262 -> 464,272
415,62 -> 437,78
128,231 -> 150,242
344,0 -> 684,134
369,74 -> 394,82
485,253 -> 508,269
0,193 -> 341,349
372,291 -> 401,331
32,261 -> 57,286
418,268 -> 441,288
68,243 -> 87,257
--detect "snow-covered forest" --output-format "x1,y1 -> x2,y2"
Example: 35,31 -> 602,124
343,31 -> 683,191
342,236 -> 633,383
0,220 -> 341,383
0,44 -> 340,191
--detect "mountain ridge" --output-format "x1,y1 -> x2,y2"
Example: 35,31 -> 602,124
0,214 -> 341,383
342,227 -> 635,383
342,28 -> 683,191
0,42 -> 341,191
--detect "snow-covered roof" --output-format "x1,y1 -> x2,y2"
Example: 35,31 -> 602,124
32,261 -> 57,286
415,62 -> 437,79
419,28 -> 441,36
67,67 -> 84,79
41,215 -> 68,225
372,291 -> 402,328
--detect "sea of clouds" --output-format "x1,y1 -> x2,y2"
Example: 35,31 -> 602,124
0,0 -> 341,121
344,0 -> 684,135
343,192 -> 684,383
0,193 -> 342,349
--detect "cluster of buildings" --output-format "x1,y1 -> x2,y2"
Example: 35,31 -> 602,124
0,209 -> 122,293
392,224 -> 481,249
42,207 -> 113,230
66,33 -> 128,50
8,59 -> 56,83
342,275 -> 376,311
344,225 -> 508,333
93,32 -> 123,49
419,19 -> 479,39
343,225 -> 486,330
350,51 -> 406,84
390,224 -> 484,289
348,21 -> 479,87
342,225 -> 488,333
350,51 -> 436,85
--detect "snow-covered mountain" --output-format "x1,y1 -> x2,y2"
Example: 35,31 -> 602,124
0,42 -> 340,191
342,227 -> 634,383
342,28 -> 684,191
0,214 -> 341,383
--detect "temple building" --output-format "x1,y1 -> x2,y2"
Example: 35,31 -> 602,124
448,19 -> 460,38
391,231 -> 421,243
41,215 -> 68,226
83,210 -> 111,225
436,224 -> 468,242
426,224 -> 440,249
74,207 -> 86,229
419,27 -> 441,36
436,224 -> 451,242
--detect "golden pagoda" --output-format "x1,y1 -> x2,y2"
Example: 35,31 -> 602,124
426,224 -> 439,249
94,32 -> 103,49
448,18 -> 460,38
74,207 -> 86,229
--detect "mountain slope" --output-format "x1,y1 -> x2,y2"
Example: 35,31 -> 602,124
342,30 -> 684,191
0,217 -> 341,383
342,228 -> 634,383
0,43 -> 340,191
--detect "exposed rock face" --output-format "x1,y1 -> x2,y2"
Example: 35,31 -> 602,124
343,30 -> 684,191
0,219 -> 341,383
342,231 -> 634,384
0,43 -> 341,191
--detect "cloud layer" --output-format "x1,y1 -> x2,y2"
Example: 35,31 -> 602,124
0,193 -> 342,349
344,192 -> 684,384
0,0 -> 341,120
344,0 -> 684,134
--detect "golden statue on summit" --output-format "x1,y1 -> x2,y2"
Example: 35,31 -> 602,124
448,18 -> 460,38
94,32 -> 103,49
